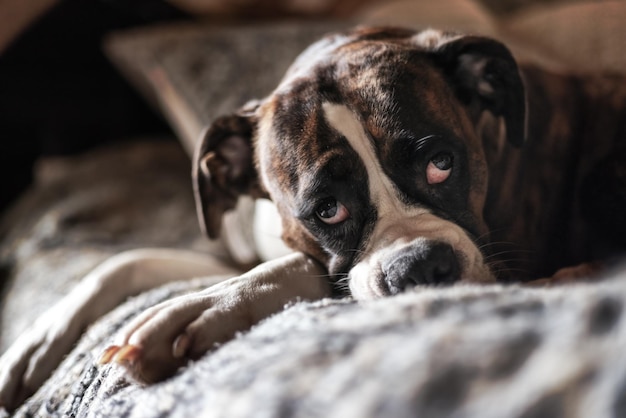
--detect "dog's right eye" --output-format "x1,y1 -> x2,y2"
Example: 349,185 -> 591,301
315,198 -> 350,225
426,152 -> 453,184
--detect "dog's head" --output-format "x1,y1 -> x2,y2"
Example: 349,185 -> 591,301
194,27 -> 526,298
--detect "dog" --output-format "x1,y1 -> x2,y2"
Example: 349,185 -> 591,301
1,26 -> 625,411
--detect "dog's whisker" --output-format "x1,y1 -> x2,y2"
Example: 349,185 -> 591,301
332,272 -> 350,282
483,250 -> 535,262
488,262 -> 532,278
310,273 -> 337,280
331,274 -> 352,293
486,258 -> 529,267
494,257 -> 536,266
473,230 -> 495,243
477,241 -> 535,252
333,278 -> 350,285
341,248 -> 371,257
478,241 -> 518,249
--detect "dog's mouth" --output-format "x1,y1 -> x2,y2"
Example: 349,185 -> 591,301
343,216 -> 495,299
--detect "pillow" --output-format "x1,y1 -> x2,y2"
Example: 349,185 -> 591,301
105,21 -> 349,155
358,0 -> 626,72
359,0 -> 497,35
500,1 -> 626,73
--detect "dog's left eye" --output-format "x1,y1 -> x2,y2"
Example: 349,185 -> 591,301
315,198 -> 350,225
426,152 -> 453,184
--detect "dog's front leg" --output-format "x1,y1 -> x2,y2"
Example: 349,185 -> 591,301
99,252 -> 331,383
0,249 -> 238,412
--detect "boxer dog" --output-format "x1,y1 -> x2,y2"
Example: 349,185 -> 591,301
1,26 -> 625,411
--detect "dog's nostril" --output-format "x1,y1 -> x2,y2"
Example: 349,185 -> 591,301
429,244 -> 460,284
434,264 -> 453,280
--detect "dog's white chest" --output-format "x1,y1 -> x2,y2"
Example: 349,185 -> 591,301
222,197 -> 292,264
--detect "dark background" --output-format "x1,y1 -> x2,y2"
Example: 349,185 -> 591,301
0,0 -> 191,214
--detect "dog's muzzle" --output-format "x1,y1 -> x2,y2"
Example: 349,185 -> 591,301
381,241 -> 461,294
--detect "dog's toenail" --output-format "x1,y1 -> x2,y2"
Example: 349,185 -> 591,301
173,333 -> 191,359
98,345 -> 120,364
114,345 -> 141,364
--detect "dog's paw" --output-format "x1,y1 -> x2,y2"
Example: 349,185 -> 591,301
0,303 -> 85,412
97,253 -> 332,384
98,278 -> 258,383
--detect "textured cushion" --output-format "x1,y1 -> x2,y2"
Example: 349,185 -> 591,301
105,22 -> 349,154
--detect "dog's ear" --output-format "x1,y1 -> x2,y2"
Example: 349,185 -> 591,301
436,36 -> 526,147
193,107 -> 268,239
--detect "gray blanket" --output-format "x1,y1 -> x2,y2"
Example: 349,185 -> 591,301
17,276 -> 626,417
2,141 -> 626,417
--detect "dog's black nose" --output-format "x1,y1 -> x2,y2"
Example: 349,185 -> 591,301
382,242 -> 460,294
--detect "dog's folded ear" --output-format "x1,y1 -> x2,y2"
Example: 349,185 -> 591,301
193,107 -> 268,239
436,36 -> 526,147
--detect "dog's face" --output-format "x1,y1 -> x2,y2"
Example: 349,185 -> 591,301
194,27 -> 526,298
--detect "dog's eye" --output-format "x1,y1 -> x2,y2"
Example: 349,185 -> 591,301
315,198 -> 350,224
426,153 -> 453,184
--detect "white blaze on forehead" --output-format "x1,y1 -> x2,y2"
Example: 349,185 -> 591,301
322,102 -> 426,219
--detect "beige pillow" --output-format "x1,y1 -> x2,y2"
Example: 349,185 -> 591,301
105,22 -> 348,155
359,0 -> 626,72
500,1 -> 626,73
359,0 -> 497,35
